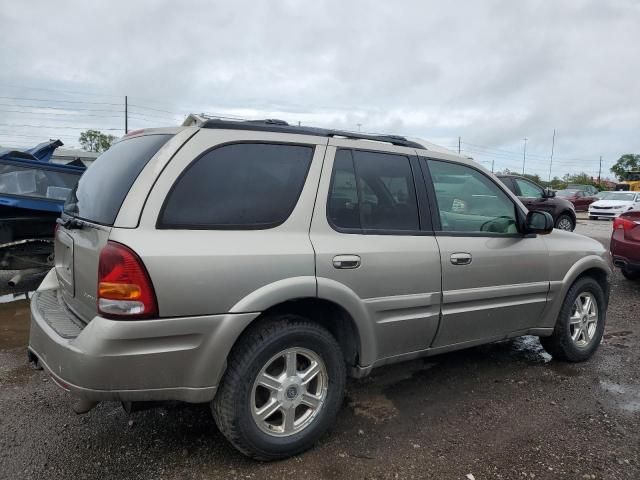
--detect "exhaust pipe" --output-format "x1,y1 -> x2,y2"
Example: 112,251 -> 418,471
8,268 -> 44,287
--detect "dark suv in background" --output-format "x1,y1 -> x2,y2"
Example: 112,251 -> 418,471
497,174 -> 576,231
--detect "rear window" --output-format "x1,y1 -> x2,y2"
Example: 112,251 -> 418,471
159,143 -> 313,229
64,134 -> 172,225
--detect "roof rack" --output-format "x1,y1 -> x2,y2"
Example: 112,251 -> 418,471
200,118 -> 424,149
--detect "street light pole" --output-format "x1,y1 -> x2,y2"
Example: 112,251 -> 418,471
548,129 -> 556,182
522,137 -> 528,175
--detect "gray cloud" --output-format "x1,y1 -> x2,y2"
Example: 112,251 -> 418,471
1,0 -> 639,179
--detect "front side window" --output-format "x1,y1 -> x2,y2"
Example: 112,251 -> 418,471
327,149 -> 420,232
514,178 -> 543,198
428,160 -> 518,235
160,143 -> 313,229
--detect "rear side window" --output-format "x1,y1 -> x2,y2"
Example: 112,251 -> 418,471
159,143 -> 313,229
64,134 -> 172,225
327,149 -> 419,232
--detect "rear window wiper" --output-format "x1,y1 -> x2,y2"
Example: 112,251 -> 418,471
56,217 -> 85,230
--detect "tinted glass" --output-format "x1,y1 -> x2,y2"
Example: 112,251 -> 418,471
64,134 -> 172,225
353,150 -> 419,231
498,176 -> 517,195
514,178 -> 543,198
327,149 -> 420,232
428,160 -> 518,234
328,150 -> 360,229
161,143 -> 313,228
0,162 -> 80,201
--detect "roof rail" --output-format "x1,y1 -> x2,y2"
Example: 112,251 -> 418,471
200,118 -> 425,149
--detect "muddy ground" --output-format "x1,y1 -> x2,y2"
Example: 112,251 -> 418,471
0,217 -> 638,480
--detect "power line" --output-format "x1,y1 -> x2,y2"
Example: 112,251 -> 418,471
0,102 -> 124,113
0,123 -> 122,131
0,82 -> 123,99
0,95 -> 122,106
0,108 -> 125,119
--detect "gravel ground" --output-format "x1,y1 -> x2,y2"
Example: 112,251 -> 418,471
1,218 -> 638,480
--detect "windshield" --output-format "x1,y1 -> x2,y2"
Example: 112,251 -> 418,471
556,189 -> 579,197
0,161 -> 81,201
64,134 -> 172,225
600,192 -> 636,201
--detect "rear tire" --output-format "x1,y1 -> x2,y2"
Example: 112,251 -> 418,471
589,216 -> 596,220
555,213 -> 575,231
212,315 -> 346,461
621,268 -> 640,280
540,277 -> 606,362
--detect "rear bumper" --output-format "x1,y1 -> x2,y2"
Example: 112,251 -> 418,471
612,255 -> 640,272
611,234 -> 640,272
29,284 -> 258,403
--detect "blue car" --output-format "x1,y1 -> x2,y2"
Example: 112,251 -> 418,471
0,139 -> 85,293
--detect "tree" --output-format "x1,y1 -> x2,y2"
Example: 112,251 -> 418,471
548,176 -> 566,190
79,129 -> 117,153
611,154 -> 640,180
562,172 -> 596,186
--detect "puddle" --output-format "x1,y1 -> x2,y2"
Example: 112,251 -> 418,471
599,380 -> 640,413
0,298 -> 31,350
480,335 -> 552,365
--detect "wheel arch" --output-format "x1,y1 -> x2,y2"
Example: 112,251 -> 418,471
541,256 -> 611,328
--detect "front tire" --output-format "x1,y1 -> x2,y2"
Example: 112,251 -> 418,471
540,277 -> 606,362
555,213 -> 575,231
212,315 -> 346,460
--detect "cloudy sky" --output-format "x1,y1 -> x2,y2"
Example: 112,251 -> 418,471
1,0 -> 639,180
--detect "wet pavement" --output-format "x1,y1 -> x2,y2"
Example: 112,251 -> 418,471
1,219 -> 639,480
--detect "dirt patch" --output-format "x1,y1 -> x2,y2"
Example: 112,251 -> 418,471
0,298 -> 30,350
348,394 -> 399,423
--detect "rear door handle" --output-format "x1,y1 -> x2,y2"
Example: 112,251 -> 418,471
450,252 -> 472,265
333,255 -> 361,269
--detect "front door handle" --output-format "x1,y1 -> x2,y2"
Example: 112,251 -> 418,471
450,252 -> 472,266
333,255 -> 361,269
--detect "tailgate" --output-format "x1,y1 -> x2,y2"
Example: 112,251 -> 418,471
55,221 -> 111,322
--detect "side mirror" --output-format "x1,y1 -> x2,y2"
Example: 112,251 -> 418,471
544,188 -> 556,198
525,210 -> 554,235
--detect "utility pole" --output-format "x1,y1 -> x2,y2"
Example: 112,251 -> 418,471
491,159 -> 495,173
356,123 -> 362,132
598,156 -> 602,185
548,129 -> 556,182
458,136 -> 461,154
522,137 -> 528,175
124,95 -> 128,134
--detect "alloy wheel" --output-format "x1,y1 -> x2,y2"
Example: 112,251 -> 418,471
569,292 -> 598,348
251,347 -> 328,437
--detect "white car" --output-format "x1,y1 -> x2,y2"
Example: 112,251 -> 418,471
588,191 -> 640,219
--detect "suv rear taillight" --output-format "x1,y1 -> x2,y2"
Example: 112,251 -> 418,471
97,241 -> 158,319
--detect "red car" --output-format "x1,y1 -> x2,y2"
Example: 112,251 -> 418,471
555,189 -> 598,211
610,209 -> 640,280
